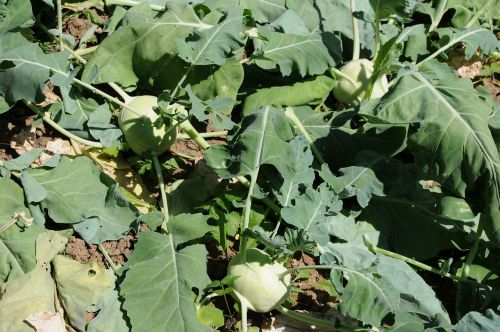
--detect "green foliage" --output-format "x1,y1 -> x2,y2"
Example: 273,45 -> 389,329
360,60 -> 500,246
120,232 -> 211,332
28,157 -> 138,243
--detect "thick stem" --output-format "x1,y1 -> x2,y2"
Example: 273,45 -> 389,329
428,0 -> 448,32
465,0 -> 495,28
239,106 -> 270,262
56,0 -> 63,50
0,218 -> 19,234
239,169 -> 258,261
105,0 -> 166,11
73,45 -> 98,57
284,107 -> 326,165
329,67 -> 357,86
170,68 -> 192,102
271,217 -> 282,238
362,236 -> 472,283
177,130 -> 227,140
178,120 -> 210,149
350,0 -> 360,60
373,21 -> 381,59
460,220 -> 484,279
25,101 -> 104,148
240,302 -> 248,332
152,155 -> 169,232
72,76 -> 142,116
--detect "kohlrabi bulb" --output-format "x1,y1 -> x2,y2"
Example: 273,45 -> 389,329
227,248 -> 291,313
118,95 -> 176,155
331,58 -> 389,105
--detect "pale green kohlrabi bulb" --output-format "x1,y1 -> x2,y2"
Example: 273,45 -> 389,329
227,248 -> 291,313
118,95 -> 177,155
331,58 -> 389,106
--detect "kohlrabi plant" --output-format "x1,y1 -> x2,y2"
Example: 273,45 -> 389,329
118,95 -> 177,155
331,58 -> 389,105
227,248 -> 291,313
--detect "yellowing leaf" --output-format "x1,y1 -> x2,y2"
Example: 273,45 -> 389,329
0,268 -> 56,332
86,150 -> 155,213
53,255 -> 115,331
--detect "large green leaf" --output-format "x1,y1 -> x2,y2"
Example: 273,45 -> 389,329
82,3 -> 209,88
190,58 -> 244,101
285,0 -> 320,33
292,107 -> 407,169
240,0 -> 286,23
321,162 -> 385,208
120,232 -> 210,332
242,75 -> 335,115
0,35 -> 69,104
322,247 -> 395,326
452,310 -> 500,331
322,237 -> 450,327
169,213 -> 215,247
0,148 -> 43,172
28,156 -> 138,243
315,0 -> 376,55
0,0 -> 33,33
360,61 -> 500,246
176,9 -> 244,65
281,184 -> 342,245
253,28 -> 334,77
359,155 -> 477,259
434,27 -> 499,59
205,106 -> 295,180
368,0 -> 415,22
271,136 -> 315,207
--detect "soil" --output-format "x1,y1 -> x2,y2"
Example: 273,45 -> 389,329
0,105 -> 62,162
65,234 -> 136,268
482,77 -> 500,102
288,253 -> 337,313
64,17 -> 93,43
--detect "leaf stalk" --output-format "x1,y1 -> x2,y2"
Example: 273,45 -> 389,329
284,107 -> 326,165
350,0 -> 360,60
152,155 -> 170,232
362,235 -> 474,284
25,101 -> 104,148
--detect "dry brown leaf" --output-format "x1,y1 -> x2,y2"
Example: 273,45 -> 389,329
25,312 -> 66,332
36,139 -> 73,166
457,60 -> 483,78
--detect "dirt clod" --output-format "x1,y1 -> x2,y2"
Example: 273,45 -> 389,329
65,235 -> 136,268
64,17 -> 92,42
